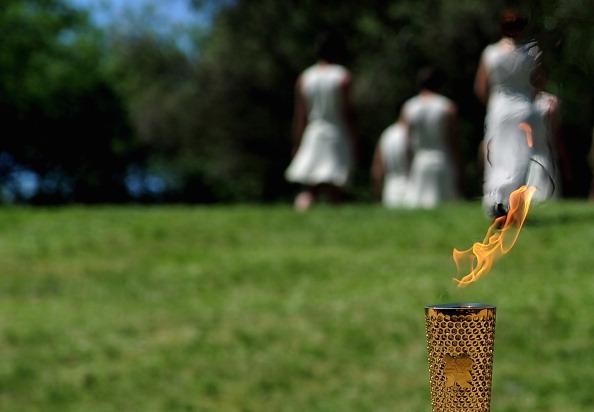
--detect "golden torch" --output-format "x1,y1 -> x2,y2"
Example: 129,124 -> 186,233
425,303 -> 496,412
425,124 -> 537,411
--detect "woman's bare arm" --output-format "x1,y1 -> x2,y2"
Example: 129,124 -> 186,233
371,141 -> 385,200
474,59 -> 490,105
291,77 -> 306,154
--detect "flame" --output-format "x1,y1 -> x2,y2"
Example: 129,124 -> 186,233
453,185 -> 536,287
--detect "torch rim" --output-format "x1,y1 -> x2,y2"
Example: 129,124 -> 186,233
425,302 -> 495,310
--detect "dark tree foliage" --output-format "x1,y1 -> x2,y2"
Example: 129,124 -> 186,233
104,30 -> 203,202
2,0 -> 593,203
0,0 -> 137,203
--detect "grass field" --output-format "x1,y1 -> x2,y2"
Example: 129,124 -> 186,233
1,202 -> 594,411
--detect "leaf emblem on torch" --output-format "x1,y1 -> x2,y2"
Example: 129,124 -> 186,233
444,354 -> 473,388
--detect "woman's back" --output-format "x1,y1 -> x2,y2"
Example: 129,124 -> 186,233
301,63 -> 348,126
379,123 -> 407,175
401,92 -> 457,208
403,94 -> 452,151
285,62 -> 353,190
480,38 -> 541,216
483,39 -> 539,102
378,123 -> 408,207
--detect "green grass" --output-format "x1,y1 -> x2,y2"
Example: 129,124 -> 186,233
1,202 -> 594,411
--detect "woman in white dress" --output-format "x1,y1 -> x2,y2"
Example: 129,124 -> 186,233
526,87 -> 562,202
371,121 -> 408,208
400,68 -> 461,209
474,9 -> 541,218
285,33 -> 356,210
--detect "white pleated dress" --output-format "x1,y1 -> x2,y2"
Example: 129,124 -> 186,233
285,64 -> 353,187
526,91 -> 561,201
481,39 -> 541,212
378,123 -> 408,207
401,94 -> 457,208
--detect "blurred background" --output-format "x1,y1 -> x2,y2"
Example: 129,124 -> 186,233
1,0 -> 593,205
3,3 -> 594,411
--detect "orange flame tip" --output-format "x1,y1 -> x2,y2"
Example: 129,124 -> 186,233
453,185 -> 536,287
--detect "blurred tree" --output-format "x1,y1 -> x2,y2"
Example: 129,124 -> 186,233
2,0 -> 592,203
0,0 -> 137,203
99,2 -> 218,202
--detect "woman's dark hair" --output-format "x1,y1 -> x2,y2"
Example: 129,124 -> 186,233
416,67 -> 444,91
315,31 -> 346,63
500,8 -> 528,38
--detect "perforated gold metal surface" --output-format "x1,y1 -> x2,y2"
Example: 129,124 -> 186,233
425,304 -> 496,412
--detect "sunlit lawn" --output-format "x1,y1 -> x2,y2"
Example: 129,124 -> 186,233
1,202 -> 594,411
